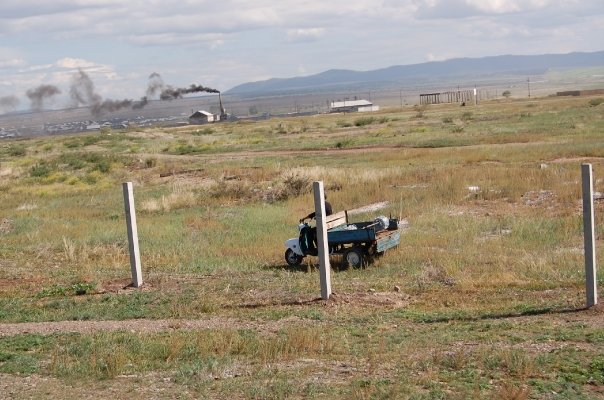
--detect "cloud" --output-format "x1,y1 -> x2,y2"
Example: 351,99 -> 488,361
413,0 -> 557,19
287,28 -> 326,43
127,33 -> 225,48
56,57 -> 97,69
0,58 -> 27,69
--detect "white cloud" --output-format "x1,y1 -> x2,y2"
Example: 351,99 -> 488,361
0,58 -> 27,69
127,33 -> 225,48
287,28 -> 326,43
413,0 -> 563,19
55,57 -> 96,69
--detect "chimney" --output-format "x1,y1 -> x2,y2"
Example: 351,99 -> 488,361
218,92 -> 226,120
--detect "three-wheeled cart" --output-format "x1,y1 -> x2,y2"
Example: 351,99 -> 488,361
284,210 -> 401,268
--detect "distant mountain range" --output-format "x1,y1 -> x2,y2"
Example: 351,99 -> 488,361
226,51 -> 604,96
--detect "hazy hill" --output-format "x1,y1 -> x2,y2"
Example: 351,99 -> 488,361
226,51 -> 604,96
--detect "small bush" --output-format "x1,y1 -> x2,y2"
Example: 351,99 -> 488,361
413,105 -> 428,119
192,127 -> 214,135
82,135 -> 102,146
588,98 -> 604,107
58,153 -> 86,170
30,162 -> 54,178
336,120 -> 352,128
502,90 -> 512,98
37,282 -> 96,298
442,117 -> 453,124
173,144 -> 203,155
7,144 -> 26,157
354,116 -> 375,127
83,172 -> 102,184
450,125 -> 464,133
335,139 -> 353,149
461,112 -> 473,121
92,158 -> 111,173
63,140 -> 82,149
144,157 -> 157,168
275,123 -> 287,134
264,171 -> 312,202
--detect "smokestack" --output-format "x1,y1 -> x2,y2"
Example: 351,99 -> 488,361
218,92 -> 226,120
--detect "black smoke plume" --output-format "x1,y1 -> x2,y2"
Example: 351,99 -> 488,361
69,69 -> 102,109
131,72 -> 166,109
0,95 -> 20,114
160,84 -> 220,100
26,85 -> 61,111
67,69 -> 220,117
69,69 -> 139,117
147,72 -> 165,97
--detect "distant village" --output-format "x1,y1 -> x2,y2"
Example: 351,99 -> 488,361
0,98 -> 381,139
43,115 -> 182,135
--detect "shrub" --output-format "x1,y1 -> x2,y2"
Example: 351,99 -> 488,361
7,144 -> 26,157
144,157 -> 157,168
82,135 -> 102,146
58,153 -> 86,170
461,112 -> 473,121
335,139 -> 353,149
275,123 -> 288,134
264,171 -> 312,202
336,120 -> 352,128
173,144 -> 203,155
413,105 -> 428,119
588,98 -> 604,107
192,127 -> 214,135
30,162 -> 54,178
354,116 -> 375,127
502,90 -> 511,98
442,116 -> 453,124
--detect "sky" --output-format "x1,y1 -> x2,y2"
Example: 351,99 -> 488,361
1,0 -> 603,112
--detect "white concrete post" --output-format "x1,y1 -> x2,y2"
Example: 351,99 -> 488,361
123,182 -> 143,287
581,164 -> 598,308
313,181 -> 332,300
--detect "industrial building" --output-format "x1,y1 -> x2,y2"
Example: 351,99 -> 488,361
188,110 -> 220,124
188,93 -> 229,125
330,99 -> 379,113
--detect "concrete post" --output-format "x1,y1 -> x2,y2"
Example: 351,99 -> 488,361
123,182 -> 143,287
581,164 -> 598,307
313,181 -> 332,300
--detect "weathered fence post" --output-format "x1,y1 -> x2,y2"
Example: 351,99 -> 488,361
313,181 -> 332,300
581,164 -> 598,308
123,182 -> 143,287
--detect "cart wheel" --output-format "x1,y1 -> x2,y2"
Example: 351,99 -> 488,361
343,247 -> 366,269
285,249 -> 303,267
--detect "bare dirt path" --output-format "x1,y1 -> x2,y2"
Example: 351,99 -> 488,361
0,316 -> 311,337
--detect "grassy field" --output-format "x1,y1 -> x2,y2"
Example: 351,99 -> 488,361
0,95 -> 603,399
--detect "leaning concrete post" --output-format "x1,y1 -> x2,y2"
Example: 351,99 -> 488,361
123,182 -> 143,287
581,164 -> 598,307
313,181 -> 332,300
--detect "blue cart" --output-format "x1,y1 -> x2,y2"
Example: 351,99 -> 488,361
284,211 -> 401,268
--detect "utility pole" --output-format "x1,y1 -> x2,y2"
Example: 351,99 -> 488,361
527,77 -> 531,98
400,89 -> 403,110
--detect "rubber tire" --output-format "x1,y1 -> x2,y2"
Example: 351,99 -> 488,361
343,247 -> 365,269
285,248 -> 303,267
